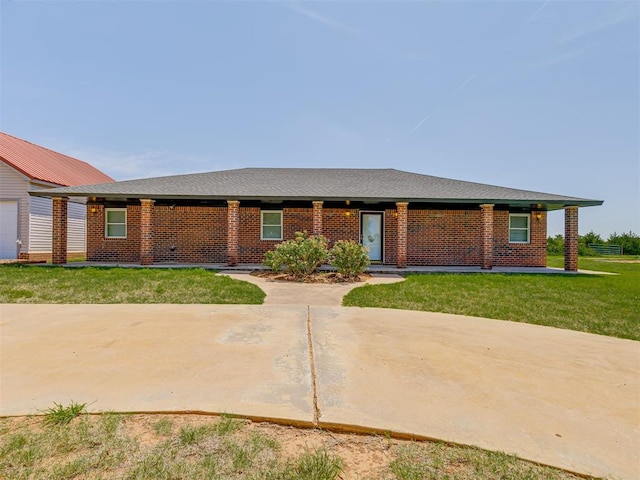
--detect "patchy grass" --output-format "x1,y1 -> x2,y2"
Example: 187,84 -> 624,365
41,401 -> 87,426
0,265 -> 265,304
390,443 -> 577,480
344,257 -> 640,340
0,413 -> 590,480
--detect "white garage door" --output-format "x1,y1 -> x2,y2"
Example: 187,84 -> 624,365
0,200 -> 19,259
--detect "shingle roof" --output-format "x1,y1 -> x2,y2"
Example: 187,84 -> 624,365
0,132 -> 114,186
33,167 -> 602,209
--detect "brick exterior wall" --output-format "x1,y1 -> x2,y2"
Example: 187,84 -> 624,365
86,203 -> 547,267
564,206 -> 578,271
407,209 -> 482,265
52,197 -> 68,265
140,199 -> 154,266
396,202 -> 408,268
227,201 -> 240,265
153,206 -> 227,263
480,204 -> 494,269
322,208 -> 359,244
312,201 -> 323,235
236,207 -> 314,263
407,209 -> 546,267
384,209 -> 398,264
494,210 -> 547,267
87,205 -> 141,262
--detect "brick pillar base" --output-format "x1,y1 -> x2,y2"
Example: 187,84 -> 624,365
140,199 -> 155,266
480,204 -> 494,270
227,200 -> 240,266
396,202 -> 408,268
312,201 -> 323,236
52,197 -> 68,265
565,206 -> 578,272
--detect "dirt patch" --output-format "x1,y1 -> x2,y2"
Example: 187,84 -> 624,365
252,270 -> 371,283
592,258 -> 640,263
0,414 -> 585,479
0,414 -> 401,478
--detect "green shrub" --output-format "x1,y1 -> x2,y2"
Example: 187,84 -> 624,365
263,231 -> 329,279
546,234 -> 564,255
329,240 -> 370,277
263,250 -> 283,273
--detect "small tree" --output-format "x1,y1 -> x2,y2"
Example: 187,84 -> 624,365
546,235 -> 564,255
329,240 -> 370,278
263,231 -> 329,279
578,230 -> 602,256
608,231 -> 640,255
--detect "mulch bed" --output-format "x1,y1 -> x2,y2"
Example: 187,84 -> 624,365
251,270 -> 370,283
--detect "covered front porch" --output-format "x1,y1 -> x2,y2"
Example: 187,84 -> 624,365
49,196 -> 583,272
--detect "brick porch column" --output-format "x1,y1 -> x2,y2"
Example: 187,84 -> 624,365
396,202 -> 408,268
564,206 -> 578,272
52,197 -> 68,265
312,201 -> 323,236
227,200 -> 240,266
480,204 -> 494,270
140,199 -> 155,266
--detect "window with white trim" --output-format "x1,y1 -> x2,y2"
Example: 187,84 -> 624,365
261,211 -> 282,240
509,214 -> 530,243
105,208 -> 127,238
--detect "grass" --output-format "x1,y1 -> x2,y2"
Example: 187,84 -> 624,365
0,412 -> 589,480
41,401 -> 87,426
344,257 -> 640,340
0,265 -> 265,304
390,443 -> 577,480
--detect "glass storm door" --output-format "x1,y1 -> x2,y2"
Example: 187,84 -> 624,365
361,213 -> 383,262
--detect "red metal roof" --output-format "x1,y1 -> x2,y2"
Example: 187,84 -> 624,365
0,132 -> 114,186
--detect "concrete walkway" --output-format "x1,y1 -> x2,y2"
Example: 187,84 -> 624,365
219,271 -> 404,306
1,303 -> 638,479
59,261 -> 615,275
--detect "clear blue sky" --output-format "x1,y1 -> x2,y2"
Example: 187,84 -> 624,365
1,0 -> 638,237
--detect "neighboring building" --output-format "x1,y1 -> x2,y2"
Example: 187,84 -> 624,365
0,132 -> 114,260
33,168 -> 602,271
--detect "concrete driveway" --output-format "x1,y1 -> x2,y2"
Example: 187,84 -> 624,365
1,303 -> 638,480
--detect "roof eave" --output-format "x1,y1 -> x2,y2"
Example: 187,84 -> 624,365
28,190 -> 604,209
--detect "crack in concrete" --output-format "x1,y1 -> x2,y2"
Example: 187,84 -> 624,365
306,305 -> 320,426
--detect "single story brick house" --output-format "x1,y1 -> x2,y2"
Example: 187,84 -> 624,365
0,132 -> 114,260
32,168 -> 602,271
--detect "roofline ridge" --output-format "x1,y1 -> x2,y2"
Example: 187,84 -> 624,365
0,131 -> 115,183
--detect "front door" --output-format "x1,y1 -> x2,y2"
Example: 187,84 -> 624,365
361,212 -> 383,262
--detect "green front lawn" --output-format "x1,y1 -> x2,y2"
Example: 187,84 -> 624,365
0,265 -> 265,304
344,257 -> 640,341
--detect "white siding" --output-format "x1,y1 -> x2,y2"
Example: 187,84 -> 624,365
0,161 -> 29,255
29,195 -> 87,254
1,161 -> 89,256
28,196 -> 52,252
67,201 -> 86,252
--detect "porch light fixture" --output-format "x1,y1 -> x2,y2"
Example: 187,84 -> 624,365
345,199 -> 351,206
90,206 -> 97,214
534,212 -> 543,220
345,211 -> 351,217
